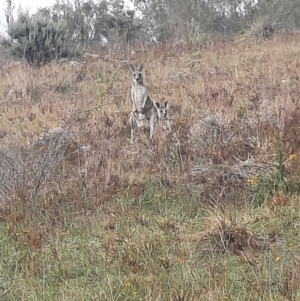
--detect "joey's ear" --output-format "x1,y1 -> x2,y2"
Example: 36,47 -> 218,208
129,63 -> 135,72
164,101 -> 170,109
155,102 -> 160,108
139,63 -> 144,71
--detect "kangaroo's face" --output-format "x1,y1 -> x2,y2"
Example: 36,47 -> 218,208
133,71 -> 143,84
155,101 -> 171,132
130,64 -> 144,84
155,101 -> 169,119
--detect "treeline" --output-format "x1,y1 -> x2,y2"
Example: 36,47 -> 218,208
1,0 -> 300,67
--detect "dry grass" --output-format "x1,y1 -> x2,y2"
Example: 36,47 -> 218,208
1,32 -> 300,300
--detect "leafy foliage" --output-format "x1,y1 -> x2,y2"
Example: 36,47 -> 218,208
51,0 -> 144,48
2,0 -> 300,54
2,10 -> 80,67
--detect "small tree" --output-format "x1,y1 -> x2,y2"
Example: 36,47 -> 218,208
2,9 -> 80,67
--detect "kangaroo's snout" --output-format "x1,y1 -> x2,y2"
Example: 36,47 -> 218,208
157,108 -> 168,118
134,73 -> 142,84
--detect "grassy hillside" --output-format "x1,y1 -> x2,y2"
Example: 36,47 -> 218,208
1,33 -> 300,300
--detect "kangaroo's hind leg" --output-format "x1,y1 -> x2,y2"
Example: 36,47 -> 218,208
149,110 -> 158,141
130,112 -> 137,144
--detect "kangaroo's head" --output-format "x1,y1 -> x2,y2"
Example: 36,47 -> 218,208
129,63 -> 144,85
155,101 -> 170,118
155,101 -> 171,132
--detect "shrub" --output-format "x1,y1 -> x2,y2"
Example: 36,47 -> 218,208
2,10 -> 81,67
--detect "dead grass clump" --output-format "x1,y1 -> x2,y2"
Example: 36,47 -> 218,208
239,17 -> 276,43
188,110 -> 259,164
191,159 -> 275,206
0,126 -> 81,231
189,115 -> 221,153
188,106 -> 276,203
185,209 -> 274,256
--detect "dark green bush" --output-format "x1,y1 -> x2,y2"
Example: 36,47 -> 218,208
2,11 -> 81,67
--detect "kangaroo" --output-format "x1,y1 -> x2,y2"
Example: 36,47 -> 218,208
154,101 -> 172,134
129,63 -> 158,143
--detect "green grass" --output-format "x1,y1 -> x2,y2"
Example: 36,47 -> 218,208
1,176 -> 300,300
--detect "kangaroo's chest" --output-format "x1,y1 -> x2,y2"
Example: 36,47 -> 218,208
131,86 -> 146,102
131,86 -> 146,98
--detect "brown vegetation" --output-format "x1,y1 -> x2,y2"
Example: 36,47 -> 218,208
1,32 -> 300,300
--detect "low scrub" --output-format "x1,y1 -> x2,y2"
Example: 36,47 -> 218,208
1,11 -> 81,67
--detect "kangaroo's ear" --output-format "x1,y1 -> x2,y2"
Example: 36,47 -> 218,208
139,63 -> 144,71
129,63 -> 135,72
155,102 -> 160,109
164,101 -> 170,109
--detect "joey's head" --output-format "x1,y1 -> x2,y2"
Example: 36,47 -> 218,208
129,63 -> 144,85
155,101 -> 170,119
155,101 -> 171,132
